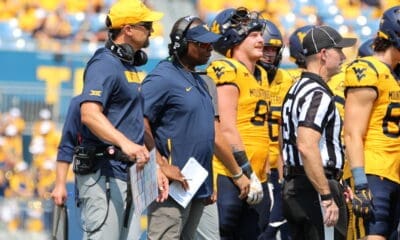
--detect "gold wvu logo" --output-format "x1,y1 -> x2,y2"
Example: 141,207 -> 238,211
212,66 -> 225,79
297,31 -> 307,44
352,67 -> 367,81
89,90 -> 102,96
210,21 -> 221,34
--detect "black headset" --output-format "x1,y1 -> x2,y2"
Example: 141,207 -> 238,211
169,16 -> 201,57
105,34 -> 148,66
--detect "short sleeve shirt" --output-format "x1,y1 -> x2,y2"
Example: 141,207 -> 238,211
80,48 -> 144,180
142,60 -> 215,198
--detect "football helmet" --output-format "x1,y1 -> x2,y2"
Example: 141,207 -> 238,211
210,7 -> 265,56
288,25 -> 314,68
378,6 -> 400,49
261,19 -> 283,67
258,19 -> 283,81
357,38 -> 374,57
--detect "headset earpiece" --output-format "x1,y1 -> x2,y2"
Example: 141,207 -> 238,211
133,50 -> 148,66
105,38 -> 148,66
170,16 -> 201,57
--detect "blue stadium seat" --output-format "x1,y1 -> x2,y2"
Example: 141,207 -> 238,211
67,13 -> 85,36
0,20 -> 17,40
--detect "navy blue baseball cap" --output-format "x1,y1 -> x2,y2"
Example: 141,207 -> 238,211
186,24 -> 221,43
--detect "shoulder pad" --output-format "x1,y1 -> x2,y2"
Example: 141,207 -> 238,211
206,59 -> 238,84
345,57 -> 379,87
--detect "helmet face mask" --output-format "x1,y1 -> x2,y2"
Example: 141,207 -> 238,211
230,8 -> 261,31
379,6 -> 400,50
211,7 -> 265,56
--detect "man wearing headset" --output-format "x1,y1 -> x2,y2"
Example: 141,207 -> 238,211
77,0 -> 166,239
142,16 -> 222,239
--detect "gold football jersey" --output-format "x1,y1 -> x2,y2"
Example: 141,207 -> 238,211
345,56 -> 400,183
268,68 -> 296,168
207,58 -> 270,182
286,68 -> 303,82
328,66 -> 352,179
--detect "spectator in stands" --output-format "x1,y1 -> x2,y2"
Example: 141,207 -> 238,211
0,0 -> 20,20
37,159 -> 56,199
0,168 -> 8,196
5,161 -> 35,199
2,108 -> 25,165
18,3 -> 44,34
29,108 -> 61,170
32,4 -> 73,50
196,0 -> 233,24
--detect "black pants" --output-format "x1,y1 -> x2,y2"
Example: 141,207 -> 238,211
282,175 -> 347,240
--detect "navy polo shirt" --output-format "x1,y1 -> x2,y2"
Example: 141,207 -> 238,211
57,95 -> 81,163
142,59 -> 215,199
80,47 -> 144,181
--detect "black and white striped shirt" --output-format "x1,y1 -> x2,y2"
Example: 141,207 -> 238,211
281,72 -> 344,169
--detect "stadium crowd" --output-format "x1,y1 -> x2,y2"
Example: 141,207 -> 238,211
0,0 -> 399,239
0,107 -> 62,233
0,0 -> 397,54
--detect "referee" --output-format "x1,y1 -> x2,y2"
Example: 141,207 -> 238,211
280,25 -> 355,240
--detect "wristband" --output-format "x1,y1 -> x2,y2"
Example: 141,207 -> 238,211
233,151 -> 253,177
351,167 -> 368,186
232,169 -> 244,180
233,151 -> 249,166
320,193 -> 333,201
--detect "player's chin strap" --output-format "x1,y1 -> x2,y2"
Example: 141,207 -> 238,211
258,60 -> 277,83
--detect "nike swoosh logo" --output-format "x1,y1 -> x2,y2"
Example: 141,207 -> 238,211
185,87 -> 193,92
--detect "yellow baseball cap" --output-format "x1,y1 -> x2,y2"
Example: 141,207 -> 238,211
107,0 -> 164,29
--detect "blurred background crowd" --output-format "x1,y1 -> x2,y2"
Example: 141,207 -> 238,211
0,0 -> 398,59
0,106 -> 61,237
0,0 -> 399,238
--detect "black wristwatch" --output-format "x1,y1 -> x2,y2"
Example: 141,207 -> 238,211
320,193 -> 333,201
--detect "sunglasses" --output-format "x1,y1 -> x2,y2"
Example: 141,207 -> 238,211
131,22 -> 153,31
188,40 -> 213,49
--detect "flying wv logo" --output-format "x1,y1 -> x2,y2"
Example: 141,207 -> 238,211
352,67 -> 367,81
212,66 -> 225,79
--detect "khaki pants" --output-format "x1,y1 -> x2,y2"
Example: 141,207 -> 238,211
147,198 -> 205,240
76,170 -> 136,240
195,203 -> 220,240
